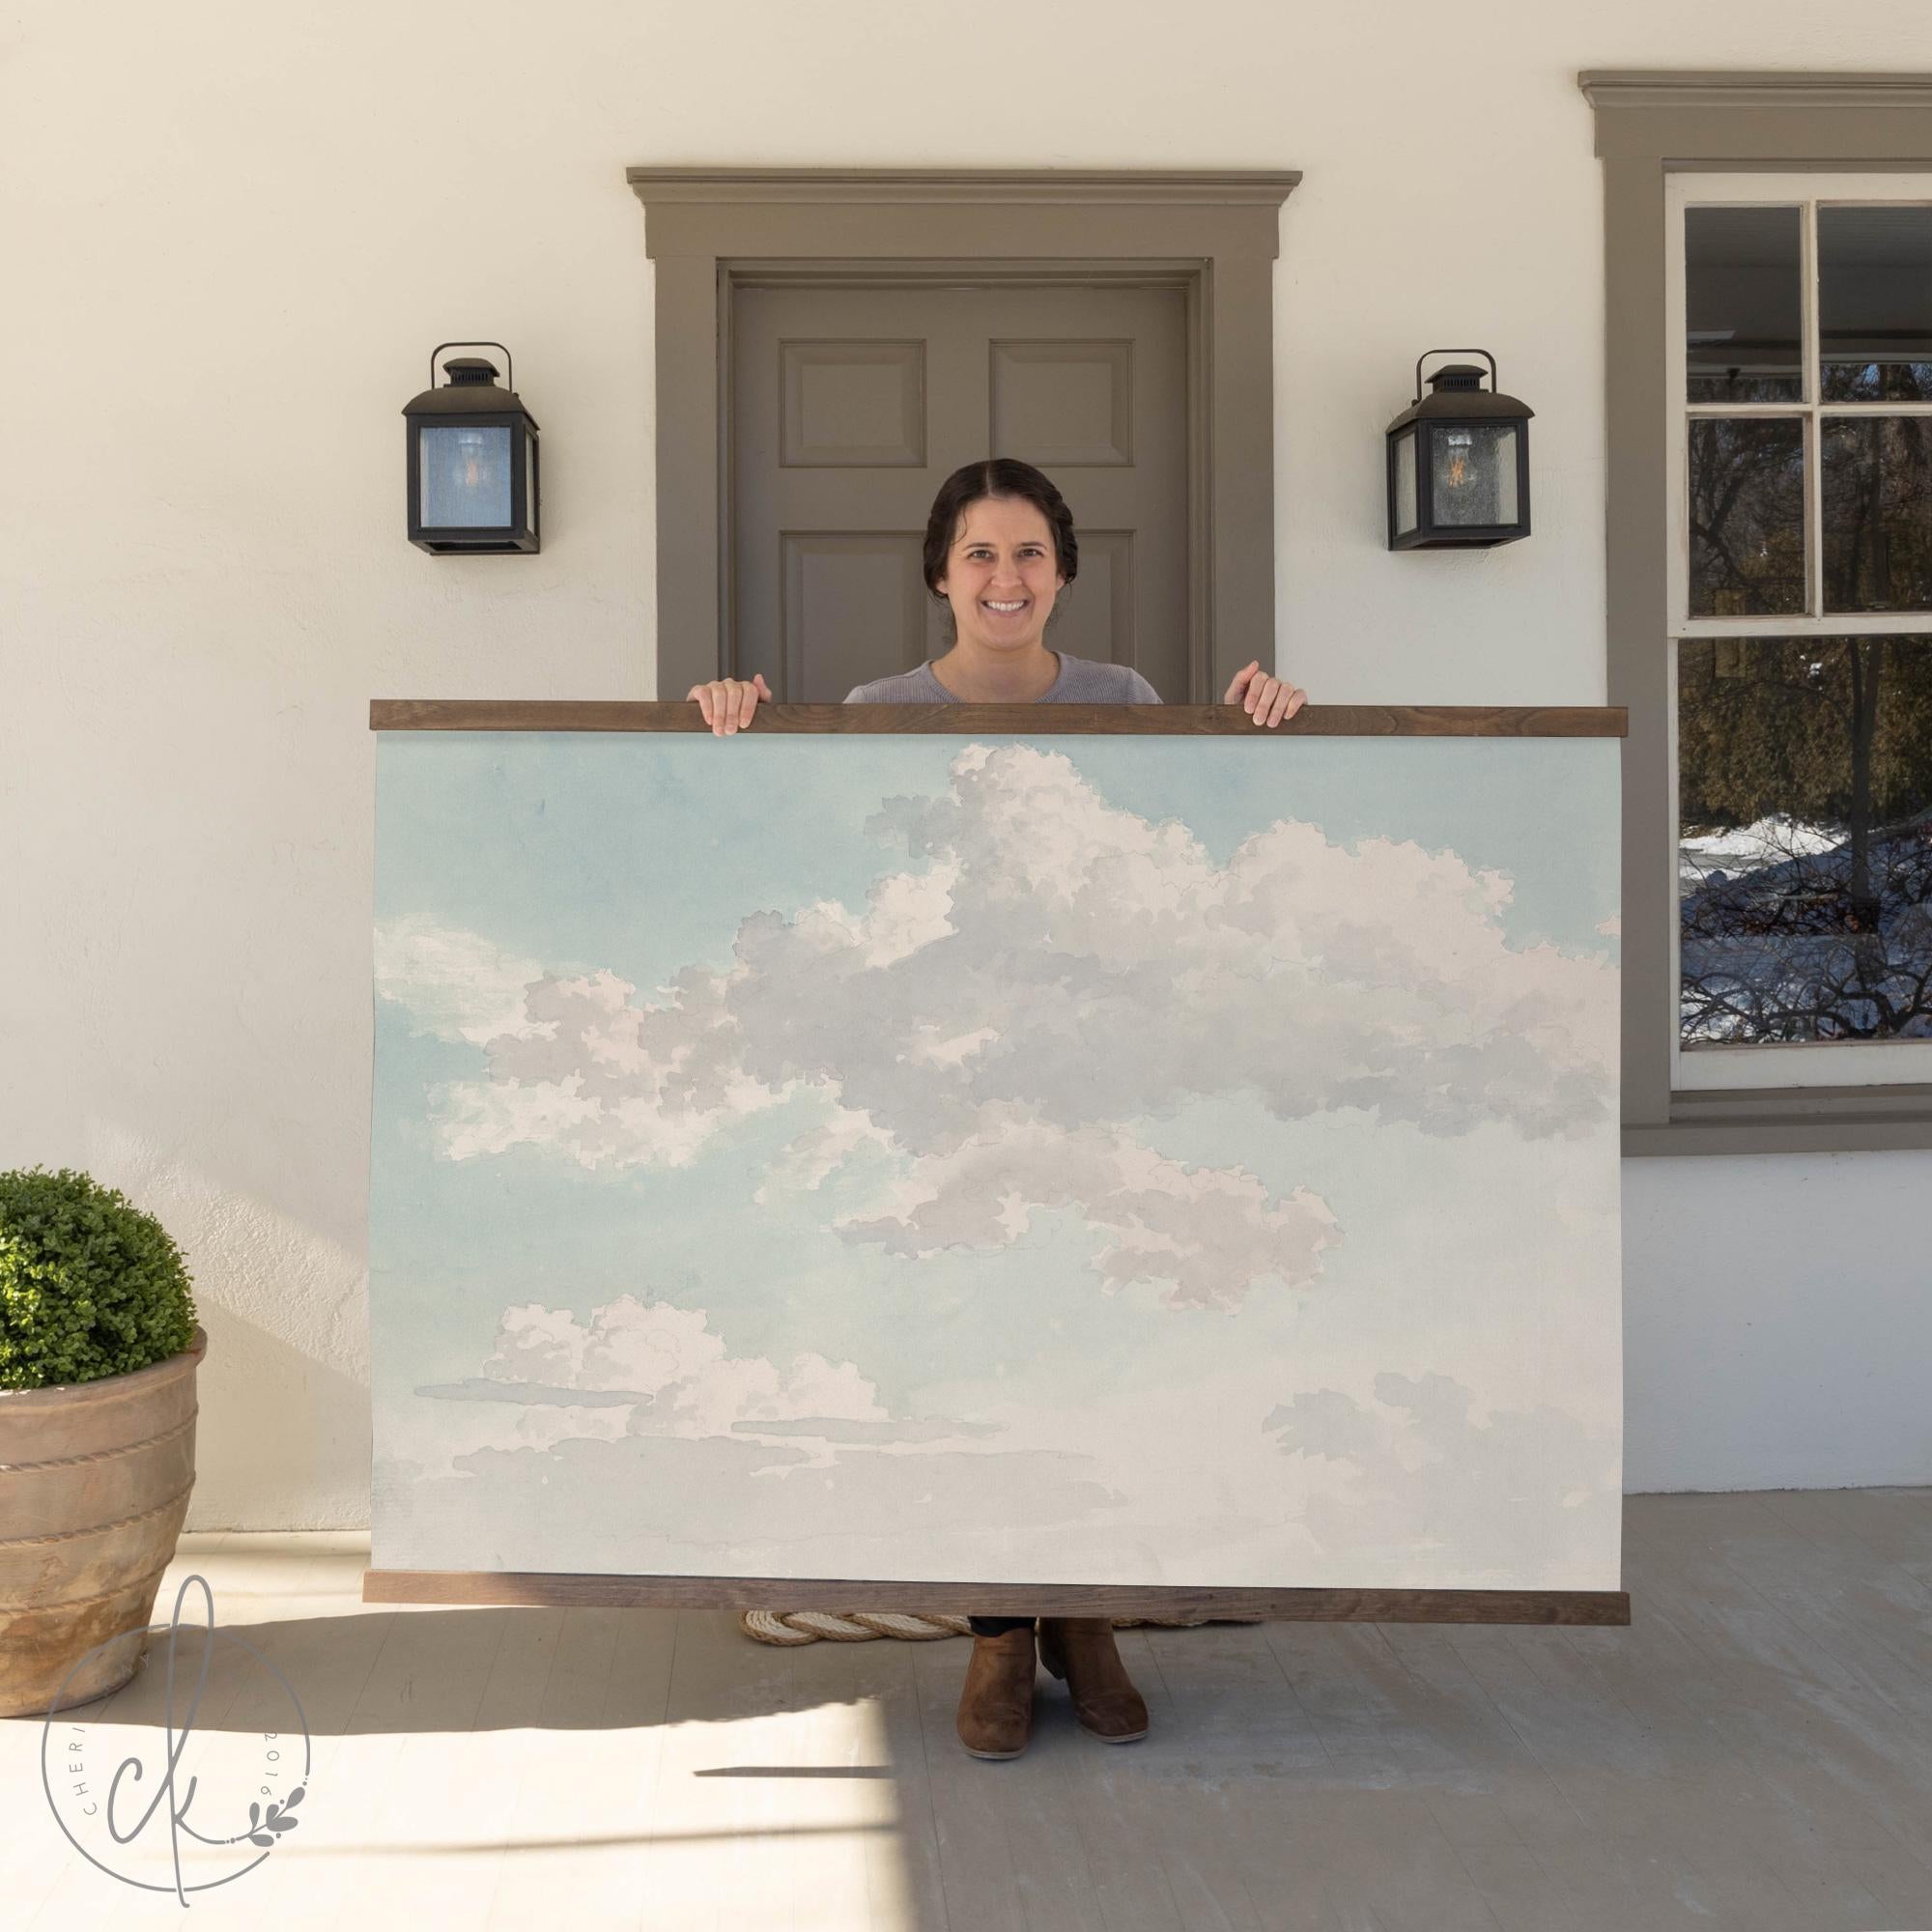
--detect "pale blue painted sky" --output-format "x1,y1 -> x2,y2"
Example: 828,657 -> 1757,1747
369,730 -> 1620,1421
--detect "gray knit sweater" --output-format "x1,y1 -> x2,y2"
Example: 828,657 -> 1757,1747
844,652 -> 1160,705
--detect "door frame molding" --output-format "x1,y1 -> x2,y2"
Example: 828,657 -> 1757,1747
626,168 -> 1300,703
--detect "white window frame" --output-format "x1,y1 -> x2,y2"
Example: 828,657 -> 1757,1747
1664,169 -> 1932,1091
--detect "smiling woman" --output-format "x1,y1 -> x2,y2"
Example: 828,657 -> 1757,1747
685,456 -> 1308,726
853,458 -> 1156,706
683,454 -> 1309,1760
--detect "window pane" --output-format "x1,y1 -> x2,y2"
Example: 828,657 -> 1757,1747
1678,637 -> 1932,1047
1821,415 -> 1932,611
1686,206 -> 1803,402
1688,417 -> 1806,615
1818,205 -> 1932,402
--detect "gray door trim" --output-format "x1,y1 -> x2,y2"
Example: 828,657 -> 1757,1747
626,168 -> 1299,707
1578,71 -> 1932,1156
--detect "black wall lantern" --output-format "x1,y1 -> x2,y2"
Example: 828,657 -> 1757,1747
404,341 -> 540,554
1385,349 -> 1532,550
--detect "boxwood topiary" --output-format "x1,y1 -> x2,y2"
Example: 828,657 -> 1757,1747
0,1167 -> 198,1391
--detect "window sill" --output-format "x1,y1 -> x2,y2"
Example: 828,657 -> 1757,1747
1623,1083 -> 1932,1156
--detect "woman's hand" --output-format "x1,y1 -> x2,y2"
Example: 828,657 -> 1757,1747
687,672 -> 772,735
1223,660 -> 1306,727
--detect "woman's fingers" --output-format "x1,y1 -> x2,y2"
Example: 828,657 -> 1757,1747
734,673 -> 773,731
1244,675 -> 1308,726
1266,682 -> 1305,725
686,677 -> 769,735
1219,660 -> 1261,705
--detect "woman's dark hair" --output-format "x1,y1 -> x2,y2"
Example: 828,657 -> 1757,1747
922,458 -> 1078,640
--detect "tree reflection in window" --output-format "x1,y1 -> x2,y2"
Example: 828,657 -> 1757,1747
1679,638 -> 1932,1043
1688,418 -> 1806,615
1822,416 -> 1932,611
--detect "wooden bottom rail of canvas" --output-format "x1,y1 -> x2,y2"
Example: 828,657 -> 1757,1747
739,1608 -> 1266,1645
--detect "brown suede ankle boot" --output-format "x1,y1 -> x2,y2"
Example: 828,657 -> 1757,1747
1037,1617 -> 1150,1743
955,1625 -> 1038,1759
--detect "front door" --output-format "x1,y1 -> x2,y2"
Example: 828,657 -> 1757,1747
730,279 -> 1189,700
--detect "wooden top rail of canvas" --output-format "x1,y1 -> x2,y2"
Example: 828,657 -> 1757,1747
369,699 -> 1629,736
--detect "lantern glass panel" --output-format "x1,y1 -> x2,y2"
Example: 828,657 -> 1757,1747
1393,431 -> 1417,536
1431,424 -> 1518,527
420,424 -> 514,528
525,434 -> 537,538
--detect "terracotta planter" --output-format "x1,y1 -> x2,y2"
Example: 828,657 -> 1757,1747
0,1325 -> 206,1719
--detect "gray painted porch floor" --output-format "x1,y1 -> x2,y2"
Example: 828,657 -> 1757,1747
6,1490 -> 1931,1931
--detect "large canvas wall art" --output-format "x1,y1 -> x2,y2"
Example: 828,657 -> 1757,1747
367,708 -> 1624,1606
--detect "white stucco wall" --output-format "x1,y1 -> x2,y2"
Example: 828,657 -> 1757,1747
5,0 -> 1929,1528
1622,1151 -> 1932,1492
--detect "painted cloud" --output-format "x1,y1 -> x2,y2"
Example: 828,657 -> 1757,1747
1264,1371 -> 1619,1576
398,1293 -> 1021,1482
376,743 -> 1614,1314
374,911 -> 551,1046
417,1293 -> 887,1440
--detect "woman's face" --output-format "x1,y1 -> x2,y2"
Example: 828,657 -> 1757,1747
934,496 -> 1065,655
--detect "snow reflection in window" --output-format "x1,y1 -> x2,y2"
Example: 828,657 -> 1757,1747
1678,637 -> 1932,1044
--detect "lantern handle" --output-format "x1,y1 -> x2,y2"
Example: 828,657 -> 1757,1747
1413,348 -> 1498,404
430,340 -> 514,394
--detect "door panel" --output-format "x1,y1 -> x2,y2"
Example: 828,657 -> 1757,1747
733,282 -> 1188,701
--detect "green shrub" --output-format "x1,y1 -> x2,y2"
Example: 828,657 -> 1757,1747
0,1167 -> 198,1391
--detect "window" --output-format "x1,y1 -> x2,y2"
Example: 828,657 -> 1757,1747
1577,68 -> 1932,1144
1667,175 -> 1932,1093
